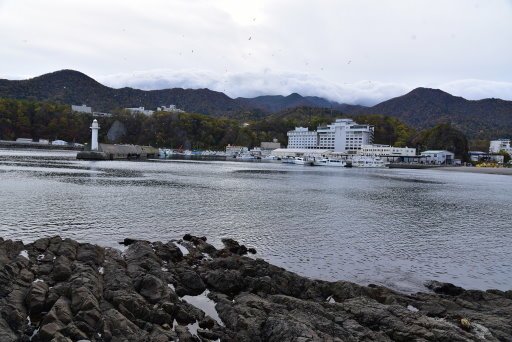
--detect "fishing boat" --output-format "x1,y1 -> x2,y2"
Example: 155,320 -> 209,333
313,157 -> 347,167
293,157 -> 313,166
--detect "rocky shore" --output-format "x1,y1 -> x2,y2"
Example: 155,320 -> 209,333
1,235 -> 510,341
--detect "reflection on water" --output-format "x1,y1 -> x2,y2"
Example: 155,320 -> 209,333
1,149 -> 511,292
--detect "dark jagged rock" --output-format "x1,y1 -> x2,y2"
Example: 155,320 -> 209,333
425,280 -> 465,296
0,234 -> 510,341
221,238 -> 252,256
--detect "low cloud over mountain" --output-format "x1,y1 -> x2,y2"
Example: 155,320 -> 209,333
97,69 -> 512,106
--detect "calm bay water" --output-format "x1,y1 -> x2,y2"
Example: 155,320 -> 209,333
1,149 -> 511,292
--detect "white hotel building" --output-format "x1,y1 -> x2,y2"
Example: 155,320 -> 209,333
287,119 -> 374,153
287,127 -> 318,149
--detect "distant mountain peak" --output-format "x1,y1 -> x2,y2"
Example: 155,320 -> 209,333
286,92 -> 303,99
28,69 -> 104,89
32,69 -> 94,81
407,87 -> 453,97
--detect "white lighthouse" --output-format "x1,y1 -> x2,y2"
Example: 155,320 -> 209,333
90,119 -> 100,151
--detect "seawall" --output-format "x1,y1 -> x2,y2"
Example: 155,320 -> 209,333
0,141 -> 81,151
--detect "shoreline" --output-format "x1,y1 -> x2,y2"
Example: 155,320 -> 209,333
434,166 -> 512,176
1,234 -> 510,341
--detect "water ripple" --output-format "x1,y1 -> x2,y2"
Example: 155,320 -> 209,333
0,150 -> 511,292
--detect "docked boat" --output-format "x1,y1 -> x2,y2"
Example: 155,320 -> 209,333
158,148 -> 173,158
351,155 -> 388,168
293,157 -> 313,166
313,157 -> 347,167
236,153 -> 256,160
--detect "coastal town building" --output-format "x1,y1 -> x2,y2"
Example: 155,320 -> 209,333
420,150 -> 455,165
157,105 -> 184,113
359,144 -> 416,157
287,127 -> 318,149
260,139 -> 281,157
92,112 -> 113,118
71,104 -> 112,117
125,107 -> 155,116
489,139 -> 512,154
225,145 -> 248,157
71,104 -> 92,114
469,151 -> 504,164
271,148 -> 332,158
287,119 -> 374,153
261,139 -> 281,150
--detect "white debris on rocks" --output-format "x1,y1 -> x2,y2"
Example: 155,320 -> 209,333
173,241 -> 189,255
186,320 -> 199,336
407,304 -> 419,312
182,289 -> 224,326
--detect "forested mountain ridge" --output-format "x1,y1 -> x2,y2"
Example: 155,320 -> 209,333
0,70 -> 242,115
1,70 -> 511,140
353,87 -> 512,140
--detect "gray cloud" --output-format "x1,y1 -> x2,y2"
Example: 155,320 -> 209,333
98,69 -> 512,106
1,0 -> 511,104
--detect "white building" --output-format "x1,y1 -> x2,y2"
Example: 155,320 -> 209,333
287,127 -> 318,149
271,148 -> 332,158
469,151 -> 504,164
259,139 -> 281,157
489,139 -> 512,154
360,144 -> 416,157
287,119 -> 374,153
420,150 -> 455,165
225,145 -> 248,157
125,107 -> 154,116
71,104 -> 92,114
92,112 -> 113,118
157,105 -> 184,113
261,139 -> 281,150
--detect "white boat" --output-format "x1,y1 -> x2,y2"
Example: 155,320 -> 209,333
281,156 -> 295,164
237,153 -> 256,160
313,157 -> 347,167
263,155 -> 279,161
293,157 -> 313,165
158,148 -> 173,158
351,155 -> 388,168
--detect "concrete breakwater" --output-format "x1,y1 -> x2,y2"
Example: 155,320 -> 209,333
0,235 -> 510,341
77,143 -> 159,160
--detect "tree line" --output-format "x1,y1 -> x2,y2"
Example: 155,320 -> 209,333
0,98 -> 470,158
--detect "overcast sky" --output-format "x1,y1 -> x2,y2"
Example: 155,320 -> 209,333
1,0 -> 511,105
